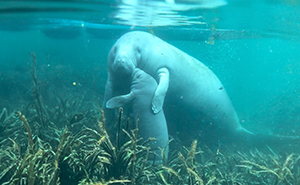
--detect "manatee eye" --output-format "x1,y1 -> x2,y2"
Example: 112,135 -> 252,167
136,47 -> 141,54
113,46 -> 117,54
136,73 -> 142,79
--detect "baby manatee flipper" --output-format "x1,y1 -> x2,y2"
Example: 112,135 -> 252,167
152,67 -> 169,114
106,92 -> 135,109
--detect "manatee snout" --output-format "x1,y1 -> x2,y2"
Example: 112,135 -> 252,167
112,53 -> 135,76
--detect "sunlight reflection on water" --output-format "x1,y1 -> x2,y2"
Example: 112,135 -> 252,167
114,0 -> 227,26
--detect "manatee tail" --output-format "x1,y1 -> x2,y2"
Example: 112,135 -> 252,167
240,130 -> 300,152
254,133 -> 300,146
233,127 -> 300,151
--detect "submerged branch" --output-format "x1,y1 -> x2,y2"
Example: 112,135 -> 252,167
30,52 -> 48,126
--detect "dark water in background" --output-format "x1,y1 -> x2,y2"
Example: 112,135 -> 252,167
0,0 -> 300,137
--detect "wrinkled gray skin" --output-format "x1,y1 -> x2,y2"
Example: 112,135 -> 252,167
104,31 -> 252,146
106,68 -> 169,164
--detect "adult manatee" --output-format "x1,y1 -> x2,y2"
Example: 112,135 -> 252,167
106,68 -> 169,164
103,31 -> 252,145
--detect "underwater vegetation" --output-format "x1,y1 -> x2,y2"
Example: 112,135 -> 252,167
1,53 -> 300,185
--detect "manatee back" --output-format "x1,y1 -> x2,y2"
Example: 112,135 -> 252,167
131,68 -> 169,164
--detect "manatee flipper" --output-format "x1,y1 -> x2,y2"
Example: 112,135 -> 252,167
103,74 -> 116,124
106,92 -> 135,109
103,74 -> 114,104
152,67 -> 169,114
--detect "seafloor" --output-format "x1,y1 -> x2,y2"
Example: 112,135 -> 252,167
1,53 -> 300,185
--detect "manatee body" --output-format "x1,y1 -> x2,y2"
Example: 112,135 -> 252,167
104,31 -> 251,145
106,68 -> 169,163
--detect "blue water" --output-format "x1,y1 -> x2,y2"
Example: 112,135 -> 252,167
1,0 -> 300,136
